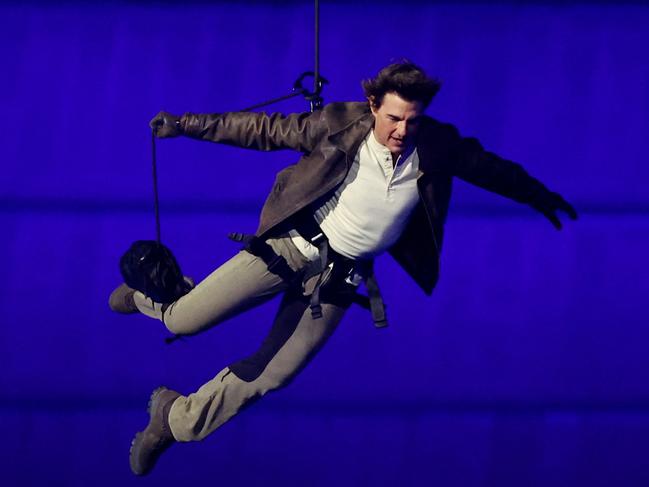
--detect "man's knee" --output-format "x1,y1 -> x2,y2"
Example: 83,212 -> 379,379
162,312 -> 206,337
229,345 -> 307,395
162,315 -> 185,336
161,301 -> 200,336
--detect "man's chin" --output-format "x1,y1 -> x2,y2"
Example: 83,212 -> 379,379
390,143 -> 410,157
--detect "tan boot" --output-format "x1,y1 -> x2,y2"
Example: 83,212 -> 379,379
129,387 -> 181,476
108,283 -> 138,314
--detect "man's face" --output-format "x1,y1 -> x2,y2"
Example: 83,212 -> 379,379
370,92 -> 424,157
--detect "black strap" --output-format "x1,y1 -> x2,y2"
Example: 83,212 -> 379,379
308,237 -> 328,319
295,217 -> 388,327
365,272 -> 388,328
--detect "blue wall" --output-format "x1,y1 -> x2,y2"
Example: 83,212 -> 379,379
2,2 -> 648,486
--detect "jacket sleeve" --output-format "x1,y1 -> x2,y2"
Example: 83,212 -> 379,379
447,126 -> 550,205
179,110 -> 327,154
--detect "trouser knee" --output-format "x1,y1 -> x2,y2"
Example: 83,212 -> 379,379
160,305 -> 192,336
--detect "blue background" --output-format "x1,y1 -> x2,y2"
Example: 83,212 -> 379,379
1,1 -> 648,485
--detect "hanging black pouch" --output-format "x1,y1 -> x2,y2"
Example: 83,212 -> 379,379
119,240 -> 193,304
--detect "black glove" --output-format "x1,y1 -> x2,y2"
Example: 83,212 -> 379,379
531,191 -> 578,230
149,111 -> 183,138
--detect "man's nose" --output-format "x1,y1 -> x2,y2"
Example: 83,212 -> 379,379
395,122 -> 407,136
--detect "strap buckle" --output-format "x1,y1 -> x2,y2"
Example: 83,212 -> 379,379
310,231 -> 326,247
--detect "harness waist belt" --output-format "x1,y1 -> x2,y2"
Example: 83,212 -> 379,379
229,225 -> 388,328
293,217 -> 388,328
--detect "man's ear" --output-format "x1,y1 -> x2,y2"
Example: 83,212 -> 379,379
368,96 -> 378,114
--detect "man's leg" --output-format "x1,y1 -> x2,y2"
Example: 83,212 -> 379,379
167,290 -> 349,441
130,237 -> 309,336
127,237 -> 317,475
130,292 -> 349,475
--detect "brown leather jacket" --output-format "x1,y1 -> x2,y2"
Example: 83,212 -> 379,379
181,102 -> 549,295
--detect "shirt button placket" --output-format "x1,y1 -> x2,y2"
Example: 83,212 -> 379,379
385,154 -> 392,198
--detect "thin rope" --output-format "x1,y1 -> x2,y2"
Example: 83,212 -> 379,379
241,91 -> 304,112
314,0 -> 319,96
148,0 -> 327,345
151,131 -> 161,244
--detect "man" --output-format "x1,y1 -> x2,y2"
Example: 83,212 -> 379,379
109,61 -> 576,475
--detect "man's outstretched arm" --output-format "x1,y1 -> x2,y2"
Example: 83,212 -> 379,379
448,129 -> 578,229
528,190 -> 577,230
149,110 -> 327,154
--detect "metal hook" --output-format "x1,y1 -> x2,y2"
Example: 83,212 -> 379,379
293,71 -> 329,111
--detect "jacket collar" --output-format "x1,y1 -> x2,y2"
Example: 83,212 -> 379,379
327,105 -> 374,158
327,102 -> 373,136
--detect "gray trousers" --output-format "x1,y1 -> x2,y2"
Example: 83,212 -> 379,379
133,237 -> 350,441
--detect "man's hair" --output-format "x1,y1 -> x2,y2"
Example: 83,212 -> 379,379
362,60 -> 441,109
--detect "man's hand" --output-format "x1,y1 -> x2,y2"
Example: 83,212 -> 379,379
149,111 -> 182,138
531,191 -> 578,230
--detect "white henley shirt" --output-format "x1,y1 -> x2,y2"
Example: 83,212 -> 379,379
290,130 -> 420,261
